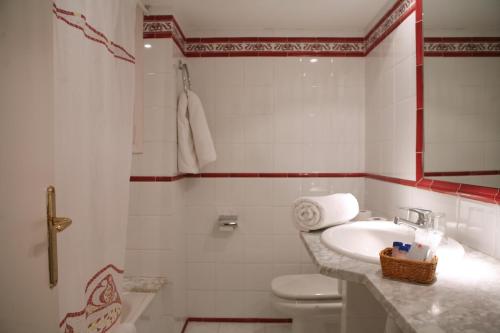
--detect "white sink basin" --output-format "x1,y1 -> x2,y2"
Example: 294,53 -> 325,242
320,221 -> 464,266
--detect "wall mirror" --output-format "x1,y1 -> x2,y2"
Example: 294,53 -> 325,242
423,0 -> 500,188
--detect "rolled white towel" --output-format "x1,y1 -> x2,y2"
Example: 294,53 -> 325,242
292,193 -> 359,231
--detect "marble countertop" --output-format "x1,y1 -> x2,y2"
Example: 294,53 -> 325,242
301,231 -> 500,333
122,276 -> 167,293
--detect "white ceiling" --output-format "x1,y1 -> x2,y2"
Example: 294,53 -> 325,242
424,0 -> 500,36
145,0 -> 396,37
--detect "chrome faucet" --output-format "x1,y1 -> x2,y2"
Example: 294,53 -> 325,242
393,207 -> 433,230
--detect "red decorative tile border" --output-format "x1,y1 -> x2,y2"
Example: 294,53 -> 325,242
180,318 -> 292,333
424,37 -> 500,57
365,0 -> 416,54
143,0 -> 415,57
53,3 -> 135,64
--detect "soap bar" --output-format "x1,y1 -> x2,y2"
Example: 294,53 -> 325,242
407,242 -> 429,261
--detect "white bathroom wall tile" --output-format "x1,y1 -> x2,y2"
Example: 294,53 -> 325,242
244,85 -> 274,115
394,56 -> 416,104
484,142 -> 500,170
214,143 -> 246,172
144,72 -> 175,109
244,114 -> 273,143
272,206 -> 297,235
393,14 -> 416,62
274,58 -> 304,114
215,291 -> 249,317
245,291 -> 274,317
244,234 -> 275,264
241,179 -> 273,206
213,232 -> 246,263
300,263 -> 319,274
271,178 -> 302,206
215,84 -> 245,115
215,114 -> 246,143
242,206 -> 274,234
128,182 -> 172,216
125,249 -> 173,277
215,263 -> 246,291
495,206 -> 500,260
131,141 -> 162,176
330,105 -> 362,144
215,58 -> 245,85
272,235 -> 302,264
187,234 -> 217,263
143,39 -> 173,74
243,144 -> 274,172
458,198 -> 498,256
185,205 -> 218,234
271,264 -> 302,278
273,144 -> 303,172
185,322 -> 219,333
188,263 -> 216,290
126,215 -> 172,250
300,178 -> 331,196
332,58 -> 365,86
273,112 -> 303,143
328,143 -> 363,172
185,179 -> 216,206
244,264 -> 274,291
245,58 -> 274,85
302,111 -> 331,143
143,106 -> 176,143
302,143 -> 330,172
187,290 -> 216,317
215,178 -> 246,206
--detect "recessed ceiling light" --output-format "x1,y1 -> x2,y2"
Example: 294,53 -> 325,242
144,43 -> 152,48
309,58 -> 318,63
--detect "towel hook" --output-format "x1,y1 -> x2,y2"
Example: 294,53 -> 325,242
178,60 -> 191,93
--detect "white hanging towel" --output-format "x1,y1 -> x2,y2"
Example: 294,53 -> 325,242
292,193 -> 359,231
178,90 -> 216,173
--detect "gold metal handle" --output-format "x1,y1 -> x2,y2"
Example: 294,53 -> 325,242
47,186 -> 72,288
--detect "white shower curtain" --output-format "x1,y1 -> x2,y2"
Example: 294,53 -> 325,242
52,1 -> 136,332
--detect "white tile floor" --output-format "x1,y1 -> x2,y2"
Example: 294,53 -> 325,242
184,322 -> 292,333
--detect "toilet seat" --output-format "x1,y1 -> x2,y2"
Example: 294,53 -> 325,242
271,274 -> 341,300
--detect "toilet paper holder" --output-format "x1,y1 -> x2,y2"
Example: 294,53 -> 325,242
218,215 -> 238,228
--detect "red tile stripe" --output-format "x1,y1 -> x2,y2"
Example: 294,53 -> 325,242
130,173 -> 499,204
180,318 -> 292,333
143,0 -> 416,57
415,0 -> 424,183
130,173 -> 365,182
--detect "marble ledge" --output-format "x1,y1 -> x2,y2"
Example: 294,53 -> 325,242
122,276 -> 168,293
300,231 -> 500,333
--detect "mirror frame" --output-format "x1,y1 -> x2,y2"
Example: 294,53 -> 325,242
416,0 -> 500,204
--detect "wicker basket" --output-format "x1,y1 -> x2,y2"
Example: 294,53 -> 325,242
379,248 -> 438,284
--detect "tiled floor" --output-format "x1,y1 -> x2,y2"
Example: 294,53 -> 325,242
184,322 -> 292,333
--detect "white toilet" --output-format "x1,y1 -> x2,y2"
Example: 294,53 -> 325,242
271,274 -> 342,333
